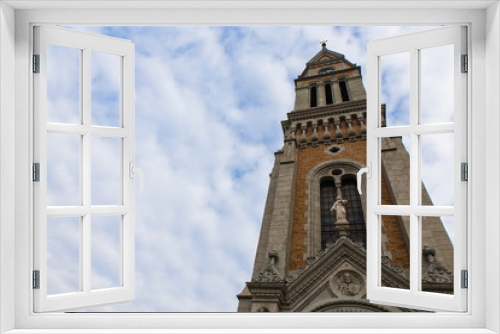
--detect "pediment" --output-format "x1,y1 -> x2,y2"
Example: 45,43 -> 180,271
299,47 -> 357,78
284,237 -> 410,309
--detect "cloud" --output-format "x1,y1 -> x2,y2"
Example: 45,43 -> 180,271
46,26 -> 457,312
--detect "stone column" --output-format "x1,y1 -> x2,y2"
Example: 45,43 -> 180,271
358,114 -> 367,140
347,117 -> 356,142
311,123 -> 319,146
334,119 -> 343,144
300,125 -> 308,145
322,119 -> 331,144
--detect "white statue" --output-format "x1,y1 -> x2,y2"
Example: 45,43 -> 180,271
331,199 -> 349,221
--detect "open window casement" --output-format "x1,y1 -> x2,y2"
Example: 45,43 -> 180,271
33,26 -> 137,312
365,26 -> 467,312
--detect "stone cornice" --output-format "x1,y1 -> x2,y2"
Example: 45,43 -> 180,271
296,66 -> 362,83
287,100 -> 366,124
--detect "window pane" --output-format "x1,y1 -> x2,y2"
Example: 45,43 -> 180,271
342,179 -> 366,246
381,215 -> 410,290
381,136 -> 410,205
91,52 -> 121,127
47,217 -> 80,295
320,181 -> 337,248
91,215 -> 121,290
421,216 -> 454,294
47,133 -> 81,206
380,52 -> 410,127
420,45 -> 454,124
47,44 -> 80,124
91,136 -> 121,205
421,133 -> 454,206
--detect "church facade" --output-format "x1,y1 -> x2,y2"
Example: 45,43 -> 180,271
236,44 -> 454,312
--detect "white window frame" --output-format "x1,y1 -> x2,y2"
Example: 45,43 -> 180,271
366,26 -> 468,312
0,1 -> 498,333
33,25 -> 136,312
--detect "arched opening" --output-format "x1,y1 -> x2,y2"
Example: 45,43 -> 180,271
325,83 -> 333,105
339,81 -> 350,102
310,86 -> 318,107
320,180 -> 337,248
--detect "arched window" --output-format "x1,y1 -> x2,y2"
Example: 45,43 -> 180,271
339,80 -> 350,102
342,179 -> 366,245
310,86 -> 317,107
325,83 -> 333,105
320,181 -> 337,249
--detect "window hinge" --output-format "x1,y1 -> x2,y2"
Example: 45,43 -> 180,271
461,54 -> 468,73
33,163 -> 40,182
461,162 -> 468,181
33,54 -> 40,73
33,270 -> 40,289
461,270 -> 468,289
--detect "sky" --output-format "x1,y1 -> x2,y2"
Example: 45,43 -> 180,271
44,26 -> 455,312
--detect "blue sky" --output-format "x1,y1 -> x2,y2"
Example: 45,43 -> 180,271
45,26 -> 455,312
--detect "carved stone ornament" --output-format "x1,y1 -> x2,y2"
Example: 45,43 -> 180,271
255,263 -> 282,282
334,271 -> 363,296
285,236 -> 365,286
254,249 -> 283,282
423,245 -> 436,263
422,261 -> 453,283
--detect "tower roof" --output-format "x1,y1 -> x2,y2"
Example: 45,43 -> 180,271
298,44 -> 358,79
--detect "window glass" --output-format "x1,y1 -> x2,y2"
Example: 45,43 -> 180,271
47,45 -> 80,124
91,136 -> 121,205
320,180 -> 337,248
91,215 -> 121,290
380,215 -> 410,290
47,133 -> 81,206
380,52 -> 410,127
420,45 -> 454,124
91,52 -> 121,127
47,217 -> 81,295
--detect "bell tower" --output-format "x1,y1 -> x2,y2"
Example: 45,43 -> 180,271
236,43 -> 454,313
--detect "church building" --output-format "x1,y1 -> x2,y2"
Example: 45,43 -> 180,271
236,43 -> 454,312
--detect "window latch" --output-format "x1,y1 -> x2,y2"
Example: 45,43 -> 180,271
129,161 -> 145,195
357,162 -> 371,194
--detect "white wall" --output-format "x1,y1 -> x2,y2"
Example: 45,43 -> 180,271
0,2 -> 16,333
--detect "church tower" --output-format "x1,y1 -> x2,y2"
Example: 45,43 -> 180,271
237,43 -> 454,312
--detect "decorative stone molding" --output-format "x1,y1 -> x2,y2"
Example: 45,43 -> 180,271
309,300 -> 392,312
381,255 -> 409,281
322,119 -> 331,142
286,237 -> 365,286
422,261 -> 453,283
311,123 -> 319,146
253,249 -> 283,283
334,270 -> 363,297
358,114 -> 366,140
334,119 -> 343,144
346,118 -> 356,142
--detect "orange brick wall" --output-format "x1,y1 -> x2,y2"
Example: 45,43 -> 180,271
289,125 -> 410,270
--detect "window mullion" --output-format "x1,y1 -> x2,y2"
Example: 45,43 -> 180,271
409,47 -> 420,294
82,47 -> 92,294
